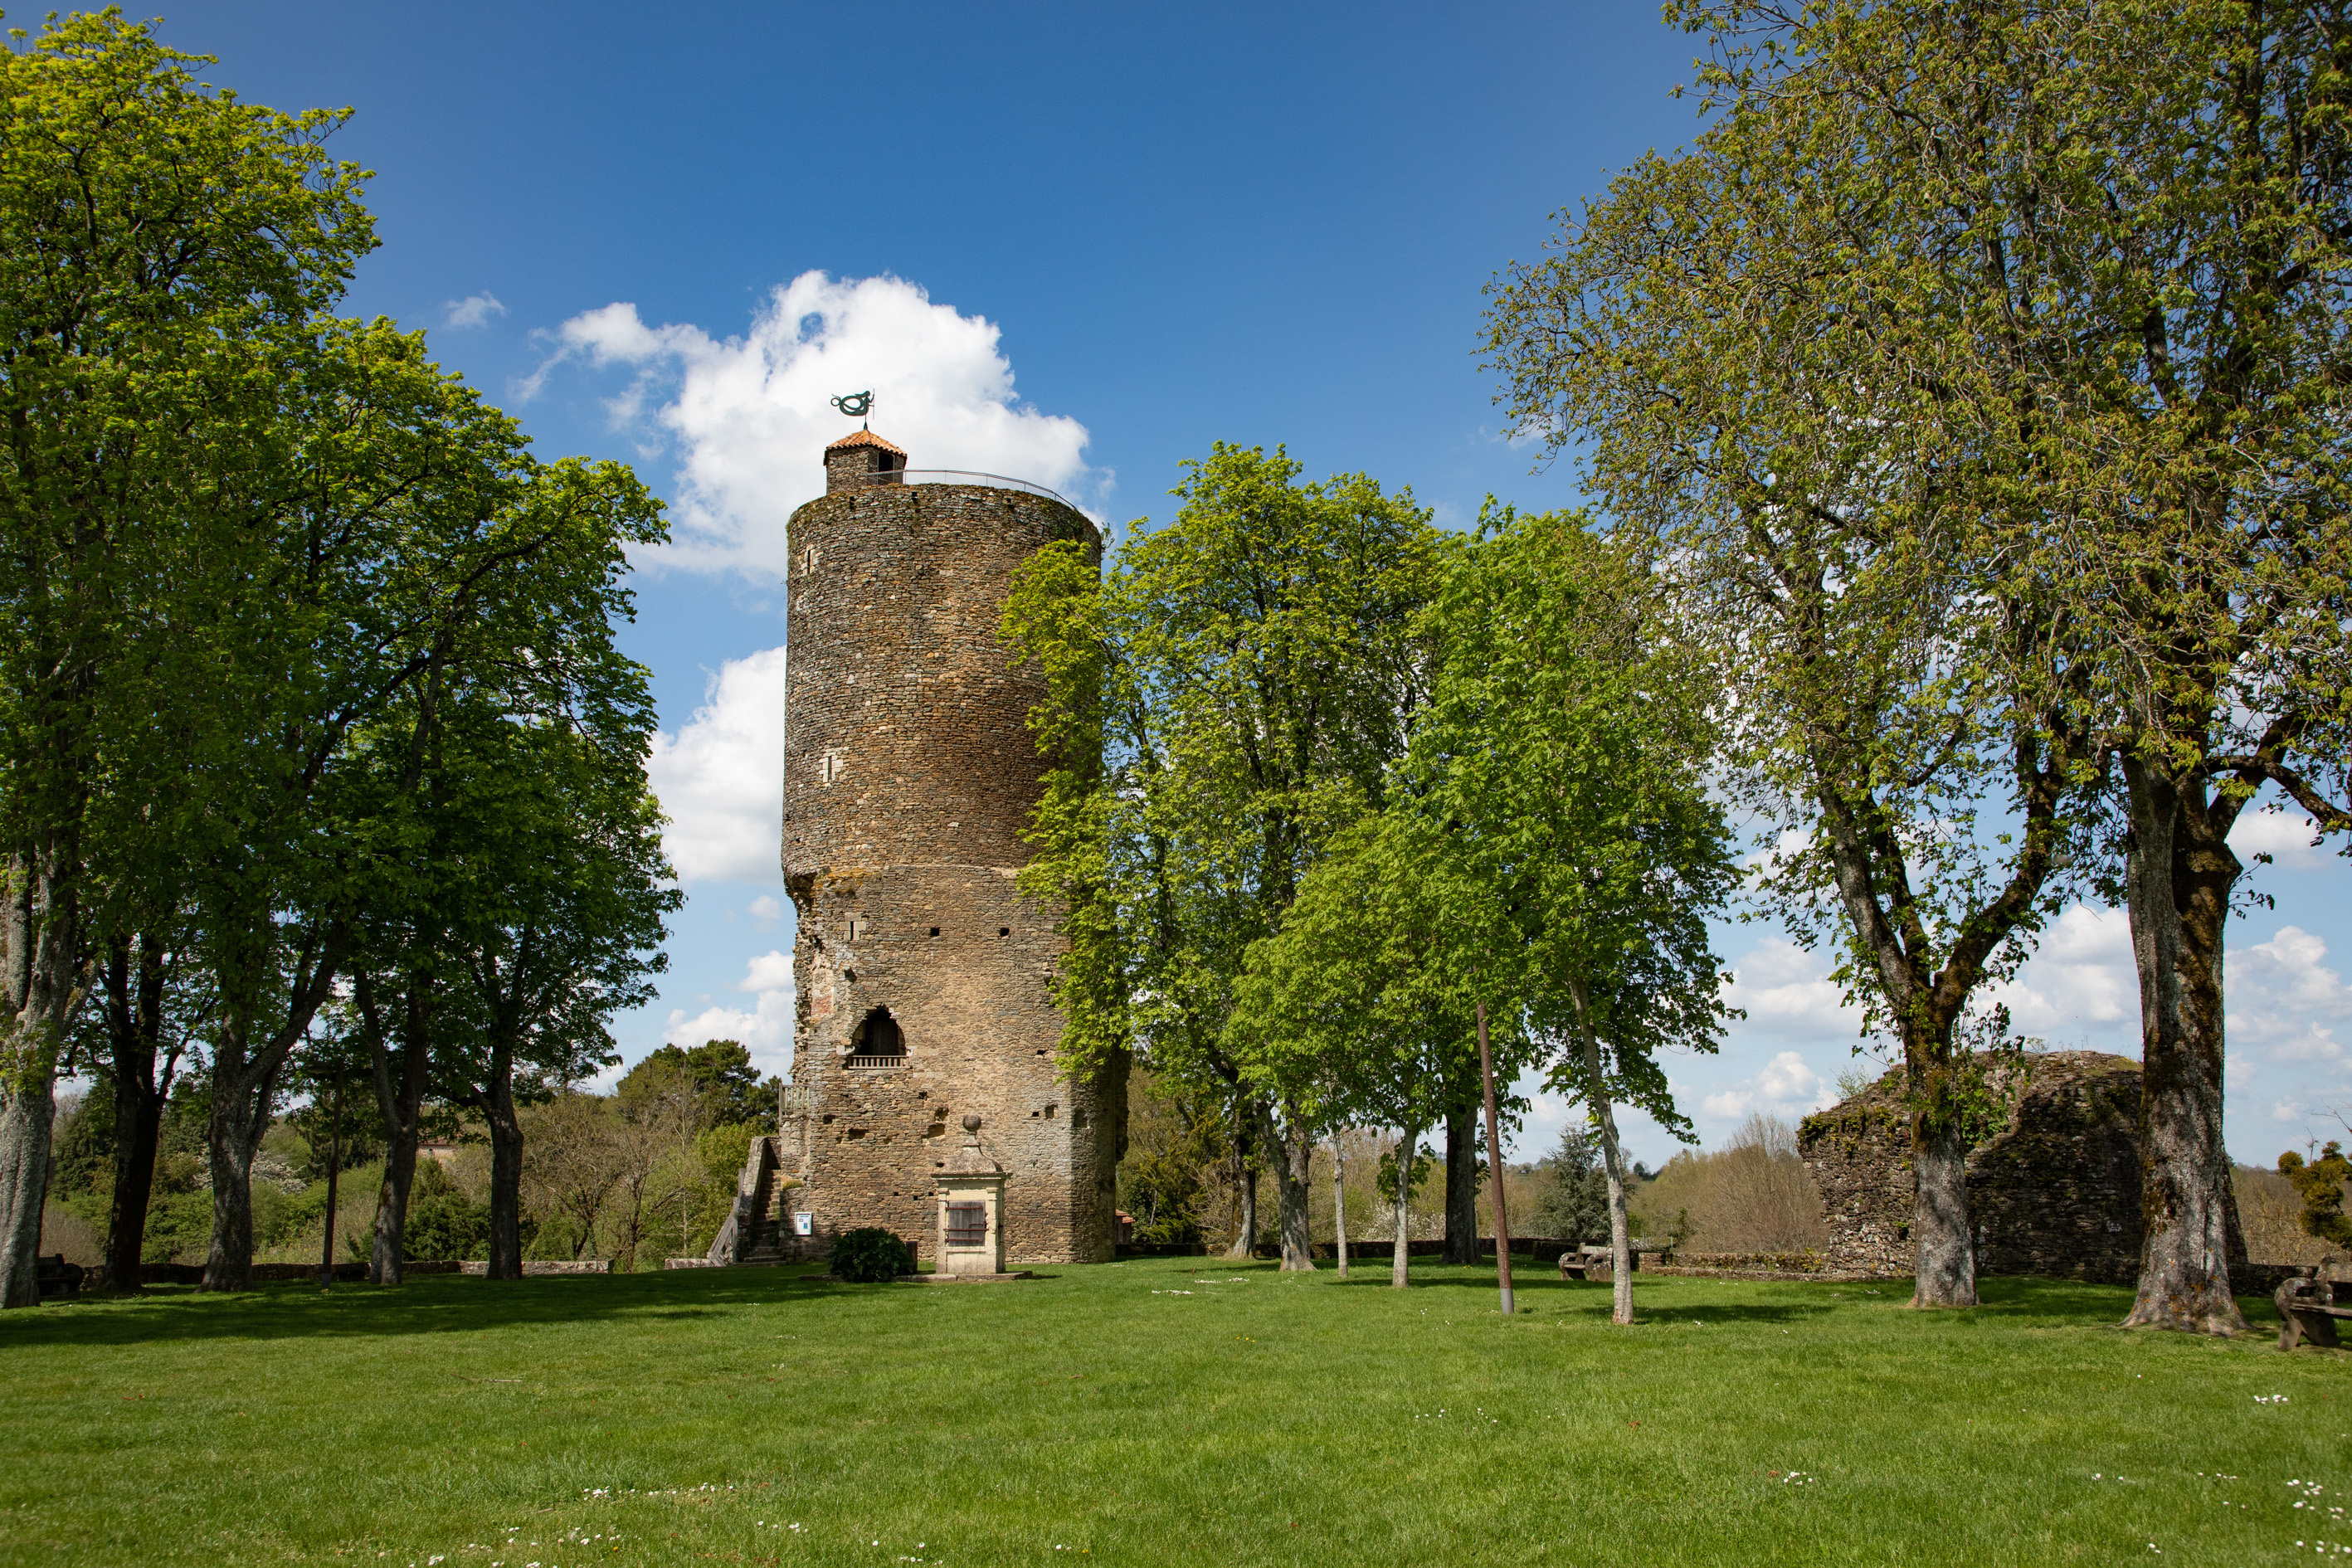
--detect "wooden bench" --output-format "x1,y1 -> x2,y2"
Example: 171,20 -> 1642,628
2275,1275 -> 2351,1351
35,1254 -> 82,1302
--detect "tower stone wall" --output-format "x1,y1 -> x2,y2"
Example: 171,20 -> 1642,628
778,437 -> 1120,1265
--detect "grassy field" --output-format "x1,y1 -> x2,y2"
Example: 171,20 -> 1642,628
0,1257 -> 2341,1566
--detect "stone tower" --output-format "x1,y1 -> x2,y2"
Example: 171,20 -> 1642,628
777,430 -> 1120,1265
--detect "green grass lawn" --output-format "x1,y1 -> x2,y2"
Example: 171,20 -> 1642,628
0,1257 -> 2341,1566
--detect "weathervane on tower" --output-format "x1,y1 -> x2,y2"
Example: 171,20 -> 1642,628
829,390 -> 874,430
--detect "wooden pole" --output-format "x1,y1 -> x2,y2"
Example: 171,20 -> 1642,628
1476,999 -> 1513,1314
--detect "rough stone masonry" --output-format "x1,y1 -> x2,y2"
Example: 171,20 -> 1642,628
1798,1049 -> 2247,1283
776,431 -> 1123,1264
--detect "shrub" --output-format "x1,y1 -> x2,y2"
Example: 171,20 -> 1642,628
830,1227 -> 913,1282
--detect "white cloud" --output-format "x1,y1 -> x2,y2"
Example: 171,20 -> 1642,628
443,291 -> 507,329
748,894 -> 783,923
646,646 -> 786,884
2228,926 -> 2352,1068
739,949 -> 793,992
661,948 -> 797,1080
528,271 -> 1098,579
1988,903 -> 2135,1038
1725,938 -> 1864,1042
1701,1049 -> 1834,1121
663,992 -> 793,1079
2230,808 -> 2333,871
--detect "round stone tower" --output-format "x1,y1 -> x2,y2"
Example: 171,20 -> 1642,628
777,430 -> 1121,1264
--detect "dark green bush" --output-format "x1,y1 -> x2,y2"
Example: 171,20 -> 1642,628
829,1227 -> 913,1282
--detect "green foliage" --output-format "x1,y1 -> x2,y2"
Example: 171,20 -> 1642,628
621,1042 -> 769,1132
139,1189 -> 213,1264
1391,510 -> 1737,1132
51,1081 -> 115,1198
828,1227 -> 913,1283
1527,1128 -> 1611,1244
403,1163 -> 489,1263
2278,1143 -> 2352,1252
1001,444 -> 1446,1113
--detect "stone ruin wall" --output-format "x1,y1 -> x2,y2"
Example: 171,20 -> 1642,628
779,470 -> 1123,1266
1798,1049 -> 2242,1284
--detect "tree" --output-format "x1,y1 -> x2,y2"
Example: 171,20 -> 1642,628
0,13 -> 373,1305
1227,816 -> 1490,1288
2280,1144 -> 2352,1253
86,922 -> 210,1292
1483,42 -> 2103,1307
621,1040 -> 767,1130
1385,511 -> 1740,1324
1529,1127 -> 1611,1246
518,1093 -> 626,1261
1001,444 -> 1445,1270
1600,0 -> 2352,1334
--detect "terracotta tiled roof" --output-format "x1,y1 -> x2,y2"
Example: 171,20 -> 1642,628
825,428 -> 907,455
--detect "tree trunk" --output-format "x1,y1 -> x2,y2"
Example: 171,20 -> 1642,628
0,1082 -> 53,1308
482,1056 -> 523,1281
1909,1108 -> 1976,1307
1390,1126 -> 1417,1288
0,850 -> 80,1308
1569,983 -> 1635,1325
318,1070 -> 343,1287
365,976 -> 431,1287
2119,761 -> 2249,1335
202,1029 -> 275,1292
105,1074 -> 163,1293
1443,1098 -> 1478,1264
103,932 -> 174,1295
1331,1132 -> 1347,1280
1225,1109 -> 1257,1259
1273,1110 -> 1316,1271
1475,1000 -> 1514,1316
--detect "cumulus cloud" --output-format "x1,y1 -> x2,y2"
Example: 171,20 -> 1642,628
646,646 -> 786,884
1702,1050 -> 1835,1120
526,272 -> 1098,579
747,894 -> 784,923
2230,808 -> 2333,871
661,948 -> 796,1079
1988,903 -> 2135,1039
1724,938 -> 1864,1042
443,291 -> 507,329
2228,926 -> 2352,1068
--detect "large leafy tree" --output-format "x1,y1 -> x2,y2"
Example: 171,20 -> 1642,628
1226,816 -> 1487,1287
1483,32 -> 2106,1308
439,718 -> 676,1281
1002,445 -> 1444,1269
1383,512 -> 1739,1324
0,14 -> 373,1303
330,450 -> 667,1287
1530,0 -> 2352,1335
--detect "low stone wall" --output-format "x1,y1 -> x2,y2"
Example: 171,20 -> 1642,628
457,1259 -> 611,1276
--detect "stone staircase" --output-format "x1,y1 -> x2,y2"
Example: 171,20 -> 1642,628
705,1135 -> 800,1267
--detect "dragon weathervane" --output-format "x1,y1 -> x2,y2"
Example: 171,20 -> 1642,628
830,390 -> 875,429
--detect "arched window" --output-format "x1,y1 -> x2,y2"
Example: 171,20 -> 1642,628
847,1007 -> 906,1069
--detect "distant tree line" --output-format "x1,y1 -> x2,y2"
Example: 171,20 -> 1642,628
0,16 -> 678,1303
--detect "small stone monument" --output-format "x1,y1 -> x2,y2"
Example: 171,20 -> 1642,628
935,1115 -> 1008,1276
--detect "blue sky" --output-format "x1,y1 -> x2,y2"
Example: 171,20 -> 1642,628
145,2 -> 2352,1167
